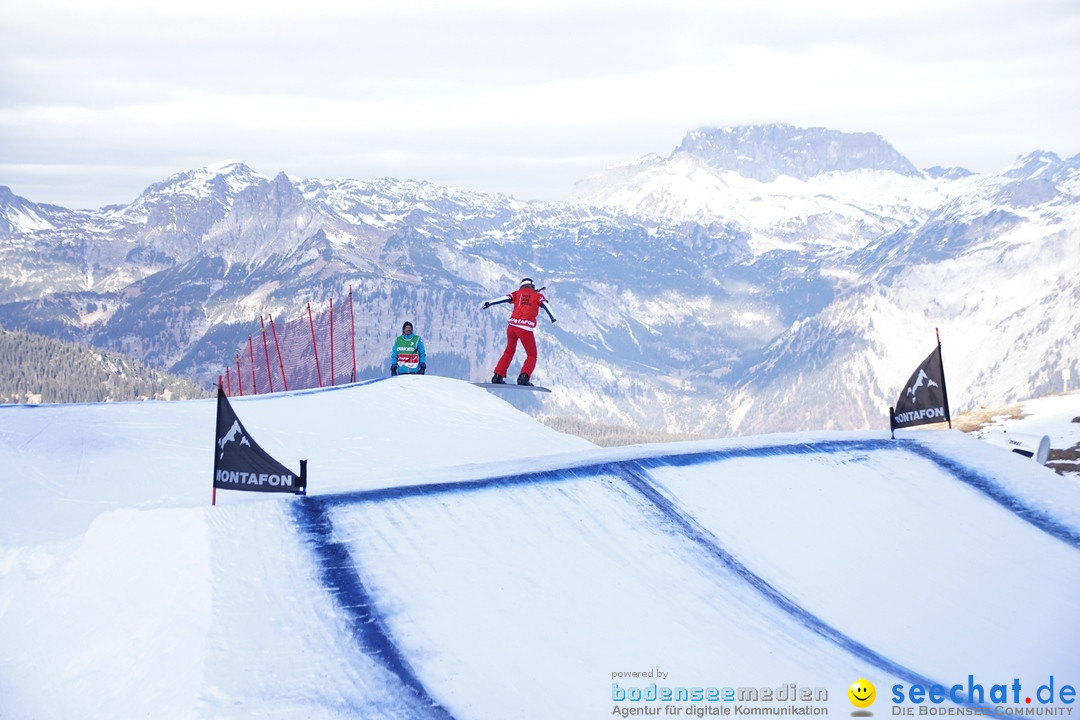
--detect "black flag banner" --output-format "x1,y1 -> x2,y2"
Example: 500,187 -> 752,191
214,387 -> 306,498
890,340 -> 952,432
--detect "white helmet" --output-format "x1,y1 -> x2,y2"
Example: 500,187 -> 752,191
519,277 -> 535,288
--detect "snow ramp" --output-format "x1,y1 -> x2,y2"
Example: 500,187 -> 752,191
291,435 -> 1080,720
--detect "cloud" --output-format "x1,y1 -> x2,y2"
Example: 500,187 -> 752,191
2,0 -> 1078,208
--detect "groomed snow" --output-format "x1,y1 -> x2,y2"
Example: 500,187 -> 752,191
1,377 -> 1078,719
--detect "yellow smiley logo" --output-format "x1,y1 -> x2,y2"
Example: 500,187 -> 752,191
848,678 -> 876,708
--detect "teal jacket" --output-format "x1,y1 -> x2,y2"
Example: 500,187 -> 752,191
391,333 -> 426,374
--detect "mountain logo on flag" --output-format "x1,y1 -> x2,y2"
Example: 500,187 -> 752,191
905,368 -> 939,401
218,419 -> 251,459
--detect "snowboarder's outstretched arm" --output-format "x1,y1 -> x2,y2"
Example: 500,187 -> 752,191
482,295 -> 512,309
540,299 -> 556,324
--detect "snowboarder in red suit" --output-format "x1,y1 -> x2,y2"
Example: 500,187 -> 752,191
482,278 -> 557,385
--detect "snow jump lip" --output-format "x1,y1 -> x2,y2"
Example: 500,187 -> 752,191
309,437 -> 1080,550
291,437 -> 1079,718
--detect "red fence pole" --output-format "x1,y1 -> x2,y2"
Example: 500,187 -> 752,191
260,316 -> 274,393
348,285 -> 357,382
269,314 -> 288,391
329,297 -> 336,386
248,336 -> 257,395
225,368 -> 232,396
235,355 -> 243,396
308,303 -> 323,388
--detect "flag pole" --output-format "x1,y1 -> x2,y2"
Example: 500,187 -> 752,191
213,378 -> 222,506
936,327 -> 952,429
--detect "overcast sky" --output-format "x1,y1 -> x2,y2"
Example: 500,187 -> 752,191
2,0 -> 1078,209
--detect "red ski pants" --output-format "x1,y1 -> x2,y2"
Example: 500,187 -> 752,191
494,325 -> 537,378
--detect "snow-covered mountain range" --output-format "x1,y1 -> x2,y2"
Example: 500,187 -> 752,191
1,124 -> 1077,435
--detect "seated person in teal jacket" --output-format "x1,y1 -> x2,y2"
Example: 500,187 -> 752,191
390,321 -> 426,375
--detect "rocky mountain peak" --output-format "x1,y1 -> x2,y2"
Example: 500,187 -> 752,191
1001,151 -> 1070,180
674,124 -> 921,181
924,165 -> 975,180
135,161 -> 267,204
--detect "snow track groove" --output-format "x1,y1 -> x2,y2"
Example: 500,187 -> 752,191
291,499 -> 459,720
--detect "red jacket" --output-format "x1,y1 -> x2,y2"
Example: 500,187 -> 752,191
486,287 -> 556,331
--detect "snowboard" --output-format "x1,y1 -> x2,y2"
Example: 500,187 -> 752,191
472,382 -> 551,393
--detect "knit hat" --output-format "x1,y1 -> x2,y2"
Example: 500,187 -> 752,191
402,321 -> 413,334
519,278 -> 534,288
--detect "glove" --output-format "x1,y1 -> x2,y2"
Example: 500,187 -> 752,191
482,301 -> 490,309
418,363 -> 426,374
551,318 -> 557,324
390,365 -> 398,376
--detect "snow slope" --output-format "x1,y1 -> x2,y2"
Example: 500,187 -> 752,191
1,377 -> 1078,719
